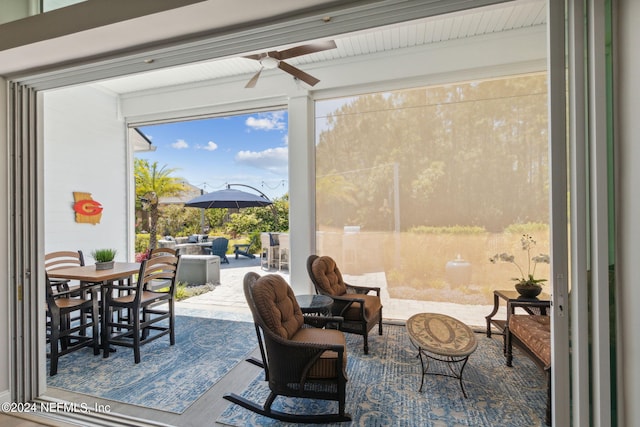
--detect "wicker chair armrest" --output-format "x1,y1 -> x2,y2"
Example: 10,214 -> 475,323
327,295 -> 359,315
345,282 -> 381,296
329,295 -> 369,319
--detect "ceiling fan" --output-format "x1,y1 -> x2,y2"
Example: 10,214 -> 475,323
243,40 -> 337,88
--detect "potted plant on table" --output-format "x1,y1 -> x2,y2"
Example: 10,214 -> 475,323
489,234 -> 550,298
91,248 -> 117,270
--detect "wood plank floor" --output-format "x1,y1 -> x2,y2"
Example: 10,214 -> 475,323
0,412 -> 78,427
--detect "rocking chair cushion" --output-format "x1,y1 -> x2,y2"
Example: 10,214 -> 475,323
252,274 -> 304,340
310,256 -> 348,296
290,328 -> 347,378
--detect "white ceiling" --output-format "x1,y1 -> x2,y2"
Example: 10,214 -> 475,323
93,0 -> 546,96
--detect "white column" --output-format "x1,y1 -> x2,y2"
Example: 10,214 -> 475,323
287,94 -> 315,294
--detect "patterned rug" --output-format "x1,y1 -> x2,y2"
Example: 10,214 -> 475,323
217,323 -> 547,426
47,316 -> 256,414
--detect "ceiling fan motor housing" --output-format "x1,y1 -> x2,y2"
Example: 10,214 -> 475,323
260,56 -> 279,69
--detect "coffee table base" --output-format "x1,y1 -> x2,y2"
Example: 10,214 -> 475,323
412,346 -> 472,398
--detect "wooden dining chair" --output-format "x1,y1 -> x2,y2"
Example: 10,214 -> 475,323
149,247 -> 178,258
45,250 -> 85,294
45,250 -> 92,328
147,247 -> 179,291
46,273 -> 100,376
103,253 -> 180,363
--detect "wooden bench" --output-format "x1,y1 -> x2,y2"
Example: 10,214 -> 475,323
507,314 -> 551,425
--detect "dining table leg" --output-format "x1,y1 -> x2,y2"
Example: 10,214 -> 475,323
101,280 -> 110,358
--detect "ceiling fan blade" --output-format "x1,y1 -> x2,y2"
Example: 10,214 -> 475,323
245,68 -> 263,88
278,61 -> 320,86
243,53 -> 263,61
277,40 -> 337,60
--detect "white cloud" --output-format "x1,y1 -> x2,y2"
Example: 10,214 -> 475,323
198,141 -> 218,151
235,146 -> 288,174
172,139 -> 189,149
245,111 -> 286,131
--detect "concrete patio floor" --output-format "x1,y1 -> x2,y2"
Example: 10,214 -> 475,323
176,255 -> 505,329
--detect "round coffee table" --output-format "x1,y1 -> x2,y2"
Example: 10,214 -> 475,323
406,312 -> 478,398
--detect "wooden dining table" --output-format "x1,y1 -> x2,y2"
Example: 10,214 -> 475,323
47,262 -> 141,357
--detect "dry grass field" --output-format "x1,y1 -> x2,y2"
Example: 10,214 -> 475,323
318,229 -> 550,305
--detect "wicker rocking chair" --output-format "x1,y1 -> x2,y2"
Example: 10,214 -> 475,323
224,272 -> 351,423
307,255 -> 383,354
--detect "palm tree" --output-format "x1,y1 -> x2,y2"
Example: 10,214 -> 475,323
134,159 -> 186,250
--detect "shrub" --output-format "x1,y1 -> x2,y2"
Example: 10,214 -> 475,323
408,225 -> 486,234
135,234 -> 150,253
247,231 -> 262,254
504,222 -> 549,235
174,282 -> 215,301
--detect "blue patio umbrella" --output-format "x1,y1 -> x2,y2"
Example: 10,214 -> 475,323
184,186 -> 273,209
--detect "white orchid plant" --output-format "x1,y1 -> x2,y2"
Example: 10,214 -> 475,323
490,234 -> 550,287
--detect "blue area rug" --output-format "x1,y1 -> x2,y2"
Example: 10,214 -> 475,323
47,316 -> 256,414
217,323 -> 547,426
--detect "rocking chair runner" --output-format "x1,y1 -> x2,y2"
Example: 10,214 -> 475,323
224,272 -> 351,423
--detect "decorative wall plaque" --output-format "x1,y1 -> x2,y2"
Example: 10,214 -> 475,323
73,192 -> 103,225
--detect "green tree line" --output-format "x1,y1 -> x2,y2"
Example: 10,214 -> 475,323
315,72 -> 549,232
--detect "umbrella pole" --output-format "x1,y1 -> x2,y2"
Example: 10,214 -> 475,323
200,188 -> 206,234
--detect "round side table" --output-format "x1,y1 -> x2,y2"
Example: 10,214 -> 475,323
296,294 -> 333,316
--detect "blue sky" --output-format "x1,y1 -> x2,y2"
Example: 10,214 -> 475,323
136,110 -> 289,199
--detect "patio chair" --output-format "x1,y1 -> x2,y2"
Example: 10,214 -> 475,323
150,247 -> 178,258
307,255 -> 383,354
146,247 -> 178,290
277,233 -> 289,271
204,237 -> 229,263
46,273 -> 100,376
45,250 -> 86,294
103,253 -> 180,363
45,250 -> 92,326
224,272 -> 351,423
260,233 -> 278,270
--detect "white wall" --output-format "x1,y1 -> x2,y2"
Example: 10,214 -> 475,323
617,0 -> 640,425
43,86 -> 130,262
